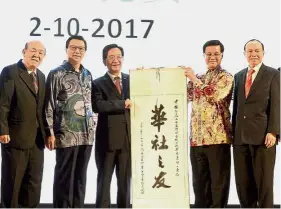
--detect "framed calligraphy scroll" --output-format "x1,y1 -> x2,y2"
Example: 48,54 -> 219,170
130,68 -> 190,208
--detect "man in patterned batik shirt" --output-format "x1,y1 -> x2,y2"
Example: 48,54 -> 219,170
182,40 -> 233,208
45,35 -> 95,208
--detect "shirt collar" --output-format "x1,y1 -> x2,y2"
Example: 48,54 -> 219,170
107,71 -> 122,81
206,65 -> 222,74
20,59 -> 37,75
248,62 -> 262,73
27,69 -> 37,75
62,60 -> 84,73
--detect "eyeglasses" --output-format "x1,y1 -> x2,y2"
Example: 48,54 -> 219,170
204,53 -> 222,58
68,45 -> 86,53
107,55 -> 123,62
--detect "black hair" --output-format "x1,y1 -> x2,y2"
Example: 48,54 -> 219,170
203,40 -> 224,53
102,44 -> 124,61
65,35 -> 87,51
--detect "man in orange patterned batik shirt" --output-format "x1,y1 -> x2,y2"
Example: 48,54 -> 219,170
182,40 -> 233,208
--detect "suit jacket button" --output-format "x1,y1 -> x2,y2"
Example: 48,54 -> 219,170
244,116 -> 246,119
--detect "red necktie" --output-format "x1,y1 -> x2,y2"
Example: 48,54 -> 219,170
245,69 -> 255,98
114,76 -> 122,95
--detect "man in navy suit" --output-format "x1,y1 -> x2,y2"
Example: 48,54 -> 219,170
92,44 -> 131,208
232,39 -> 280,208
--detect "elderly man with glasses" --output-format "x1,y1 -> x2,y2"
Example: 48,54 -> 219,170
92,43 -> 131,208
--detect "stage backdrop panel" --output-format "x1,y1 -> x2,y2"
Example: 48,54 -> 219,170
130,68 -> 190,208
0,0 -> 280,205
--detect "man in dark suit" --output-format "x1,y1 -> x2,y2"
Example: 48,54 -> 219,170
232,39 -> 280,208
0,40 -> 47,207
92,44 -> 131,208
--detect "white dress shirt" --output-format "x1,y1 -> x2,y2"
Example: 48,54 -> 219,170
107,71 -> 122,88
247,62 -> 262,82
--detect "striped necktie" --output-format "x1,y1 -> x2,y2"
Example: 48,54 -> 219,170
30,72 -> 38,94
245,68 -> 255,98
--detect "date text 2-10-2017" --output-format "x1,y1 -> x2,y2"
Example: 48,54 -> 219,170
29,17 -> 154,39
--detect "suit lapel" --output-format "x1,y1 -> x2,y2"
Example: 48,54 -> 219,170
37,70 -> 45,101
19,68 -> 37,97
246,64 -> 265,99
239,68 -> 247,101
122,73 -> 129,99
103,73 -> 122,99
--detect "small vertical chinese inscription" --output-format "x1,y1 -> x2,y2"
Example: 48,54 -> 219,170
140,122 -> 145,194
174,99 -> 180,176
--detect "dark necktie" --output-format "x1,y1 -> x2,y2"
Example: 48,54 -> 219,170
114,76 -> 122,95
30,72 -> 38,94
30,71 -> 39,127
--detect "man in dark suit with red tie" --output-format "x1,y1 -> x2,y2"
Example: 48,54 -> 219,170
0,41 -> 46,207
92,44 -> 131,208
232,39 -> 280,208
